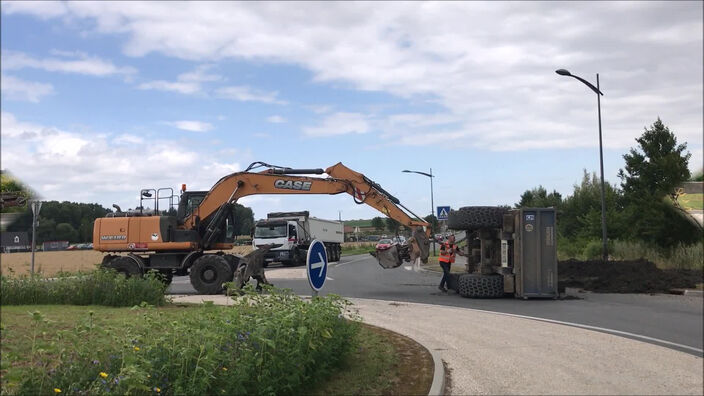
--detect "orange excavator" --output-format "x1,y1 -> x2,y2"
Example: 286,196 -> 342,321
94,162 -> 430,294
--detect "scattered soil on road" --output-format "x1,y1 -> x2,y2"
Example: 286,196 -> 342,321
559,259 -> 703,293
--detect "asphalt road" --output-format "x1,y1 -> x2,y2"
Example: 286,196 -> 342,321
169,253 -> 704,356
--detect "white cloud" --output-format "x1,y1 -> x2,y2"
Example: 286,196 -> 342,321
0,112 -> 248,208
2,2 -> 702,156
1,74 -> 54,102
113,134 -> 144,144
266,115 -> 286,123
163,120 -> 214,132
216,85 -> 287,104
138,80 -> 201,94
303,112 -> 369,137
1,50 -> 136,77
138,65 -> 221,95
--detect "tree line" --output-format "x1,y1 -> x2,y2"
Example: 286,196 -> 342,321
3,200 -> 255,245
517,118 -> 702,255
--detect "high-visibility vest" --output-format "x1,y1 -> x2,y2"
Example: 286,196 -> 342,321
438,242 -> 457,263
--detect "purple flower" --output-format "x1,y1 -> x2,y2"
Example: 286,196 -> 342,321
92,360 -> 100,365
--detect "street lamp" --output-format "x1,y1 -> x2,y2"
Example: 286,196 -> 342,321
556,68 -> 608,262
402,168 -> 436,256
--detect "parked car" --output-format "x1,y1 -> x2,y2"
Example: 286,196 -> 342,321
392,236 -> 407,245
375,238 -> 393,250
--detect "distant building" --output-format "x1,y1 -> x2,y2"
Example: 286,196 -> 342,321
42,240 -> 69,251
1,231 -> 30,252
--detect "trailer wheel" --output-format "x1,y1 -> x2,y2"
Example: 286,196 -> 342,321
447,206 -> 507,230
458,274 -> 504,298
105,256 -> 143,278
189,255 -> 233,294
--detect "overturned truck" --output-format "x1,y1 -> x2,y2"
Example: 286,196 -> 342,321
448,206 -> 558,299
376,206 -> 558,299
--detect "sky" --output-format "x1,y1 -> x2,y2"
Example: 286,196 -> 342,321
1,1 -> 702,222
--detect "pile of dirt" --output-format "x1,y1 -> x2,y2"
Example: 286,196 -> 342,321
558,259 -> 703,293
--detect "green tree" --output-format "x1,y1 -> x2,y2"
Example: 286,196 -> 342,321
617,118 -> 699,247
559,170 -> 624,241
516,186 -> 562,208
371,217 -> 385,232
385,217 -> 400,234
423,214 -> 438,234
55,223 -> 79,243
233,204 -> 254,236
618,118 -> 691,197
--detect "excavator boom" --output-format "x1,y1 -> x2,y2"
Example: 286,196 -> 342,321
185,162 -> 429,231
185,162 -> 431,268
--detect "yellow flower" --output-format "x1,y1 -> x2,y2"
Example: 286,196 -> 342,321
222,367 -> 228,371
99,372 -> 108,378
134,346 -> 140,351
54,389 -> 62,393
156,388 -> 161,393
147,374 -> 151,378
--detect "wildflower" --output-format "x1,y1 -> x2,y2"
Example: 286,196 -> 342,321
92,360 -> 100,365
147,374 -> 151,378
54,389 -> 61,393
99,372 -> 108,378
154,387 -> 161,393
222,367 -> 228,371
134,346 -> 140,351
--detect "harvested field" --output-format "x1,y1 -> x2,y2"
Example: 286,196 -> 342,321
559,259 -> 703,293
1,246 -> 253,277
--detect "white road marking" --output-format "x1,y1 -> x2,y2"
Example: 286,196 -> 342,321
334,255 -> 369,267
464,307 -> 704,354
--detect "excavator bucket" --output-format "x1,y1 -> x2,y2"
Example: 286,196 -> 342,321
372,245 -> 403,269
372,228 -> 430,269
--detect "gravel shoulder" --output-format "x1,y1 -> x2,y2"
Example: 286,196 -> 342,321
347,297 -> 703,395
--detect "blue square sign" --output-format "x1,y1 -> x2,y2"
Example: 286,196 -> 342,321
437,206 -> 450,220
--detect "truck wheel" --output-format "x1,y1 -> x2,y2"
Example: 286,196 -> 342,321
447,206 -> 507,230
105,256 -> 143,278
458,274 -> 504,298
189,255 -> 233,294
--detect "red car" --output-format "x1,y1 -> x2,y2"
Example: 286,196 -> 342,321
375,238 -> 393,250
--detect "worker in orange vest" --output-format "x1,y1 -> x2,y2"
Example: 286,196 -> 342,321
438,234 -> 464,293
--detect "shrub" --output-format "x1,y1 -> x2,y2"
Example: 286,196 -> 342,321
3,288 -> 359,395
0,270 -> 167,306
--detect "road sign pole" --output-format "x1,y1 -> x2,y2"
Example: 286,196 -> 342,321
30,201 -> 42,277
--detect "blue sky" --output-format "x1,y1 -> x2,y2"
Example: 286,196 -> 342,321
2,1 -> 702,221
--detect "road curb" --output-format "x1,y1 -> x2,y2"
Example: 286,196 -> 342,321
427,345 -> 446,396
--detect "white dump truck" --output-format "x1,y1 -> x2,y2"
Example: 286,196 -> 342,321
252,211 -> 344,266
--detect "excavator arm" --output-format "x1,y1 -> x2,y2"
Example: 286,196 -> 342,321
185,162 -> 431,267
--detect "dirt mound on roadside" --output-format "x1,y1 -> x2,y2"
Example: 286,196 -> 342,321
558,259 -> 703,293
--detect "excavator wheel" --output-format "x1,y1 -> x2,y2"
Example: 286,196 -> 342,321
190,254 -> 233,295
105,256 -> 143,278
458,274 -> 504,298
447,206 -> 508,230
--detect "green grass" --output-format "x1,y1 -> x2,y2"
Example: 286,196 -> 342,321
678,193 -> 703,211
0,288 -> 359,395
341,245 -> 375,257
610,240 -> 704,270
0,270 -> 167,306
310,324 -> 396,395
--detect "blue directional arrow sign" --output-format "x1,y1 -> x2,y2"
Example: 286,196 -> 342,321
437,206 -> 451,221
306,239 -> 328,292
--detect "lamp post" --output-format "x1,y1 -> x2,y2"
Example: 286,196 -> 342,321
402,168 -> 435,256
556,68 -> 608,262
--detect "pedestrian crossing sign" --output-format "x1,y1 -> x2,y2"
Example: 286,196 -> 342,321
437,206 -> 450,220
